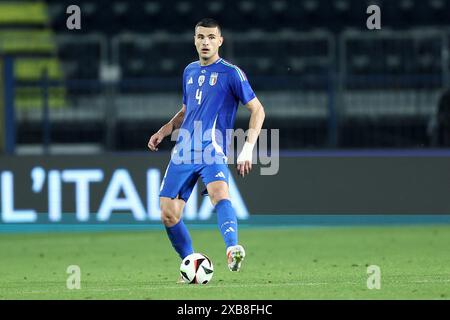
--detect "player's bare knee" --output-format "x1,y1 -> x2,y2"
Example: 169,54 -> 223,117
160,202 -> 180,226
209,190 -> 229,206
160,209 -> 180,227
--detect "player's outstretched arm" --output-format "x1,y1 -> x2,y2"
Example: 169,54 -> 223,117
148,104 -> 186,151
237,97 -> 265,176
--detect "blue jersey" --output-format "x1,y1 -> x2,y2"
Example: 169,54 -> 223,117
174,58 -> 256,162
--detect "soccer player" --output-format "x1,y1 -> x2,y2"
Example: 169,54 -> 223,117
148,18 -> 265,277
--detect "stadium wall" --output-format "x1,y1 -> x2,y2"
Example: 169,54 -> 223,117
0,152 -> 449,226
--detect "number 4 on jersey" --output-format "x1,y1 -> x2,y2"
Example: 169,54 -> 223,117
196,88 -> 202,105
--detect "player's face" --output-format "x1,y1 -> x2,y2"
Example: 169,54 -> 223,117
194,26 -> 223,61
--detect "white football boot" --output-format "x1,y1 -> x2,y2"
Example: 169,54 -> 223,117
226,245 -> 246,272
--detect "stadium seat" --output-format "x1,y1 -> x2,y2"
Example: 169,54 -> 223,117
38,0 -> 449,85
0,1 -> 66,110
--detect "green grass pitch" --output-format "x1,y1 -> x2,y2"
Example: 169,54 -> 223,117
1,225 -> 449,299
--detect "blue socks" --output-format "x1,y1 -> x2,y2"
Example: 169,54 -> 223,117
165,219 -> 194,259
165,200 -> 237,258
216,199 -> 238,248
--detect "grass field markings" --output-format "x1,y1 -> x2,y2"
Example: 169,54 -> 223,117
7,281 -> 331,295
8,277 -> 450,296
2,275 -> 450,292
410,279 -> 450,284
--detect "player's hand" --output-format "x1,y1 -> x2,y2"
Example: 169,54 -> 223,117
148,132 -> 164,151
237,160 -> 252,177
236,142 -> 255,177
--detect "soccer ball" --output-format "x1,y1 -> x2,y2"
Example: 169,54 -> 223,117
180,253 -> 214,284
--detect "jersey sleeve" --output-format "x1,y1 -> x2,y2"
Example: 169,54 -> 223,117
229,67 -> 256,105
182,68 -> 187,105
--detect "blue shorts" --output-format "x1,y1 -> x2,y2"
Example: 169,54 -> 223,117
159,160 -> 230,202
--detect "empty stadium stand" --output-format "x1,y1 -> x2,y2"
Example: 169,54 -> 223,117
1,0 -> 449,151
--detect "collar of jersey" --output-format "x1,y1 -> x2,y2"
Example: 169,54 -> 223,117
199,57 -> 223,68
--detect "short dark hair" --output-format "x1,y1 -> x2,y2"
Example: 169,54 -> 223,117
195,18 -> 221,34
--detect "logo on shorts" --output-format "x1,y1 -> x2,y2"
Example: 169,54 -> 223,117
209,72 -> 218,86
215,171 -> 226,179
